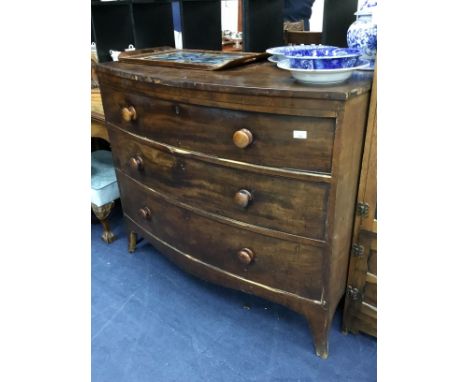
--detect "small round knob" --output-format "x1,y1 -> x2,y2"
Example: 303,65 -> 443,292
138,207 -> 151,220
237,248 -> 255,265
129,156 -> 143,171
233,128 -> 253,149
234,189 -> 252,208
121,106 -> 137,122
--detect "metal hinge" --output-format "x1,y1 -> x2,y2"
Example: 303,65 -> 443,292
351,244 -> 365,257
356,202 -> 369,217
347,286 -> 362,301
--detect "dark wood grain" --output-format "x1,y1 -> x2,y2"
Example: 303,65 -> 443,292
108,122 -> 332,184
342,67 -> 377,338
98,71 -> 345,119
102,88 -> 336,173
96,57 -> 372,358
97,60 -> 373,101
123,214 -> 327,316
108,127 -> 329,240
118,171 -> 324,300
367,245 -> 377,276
284,31 -> 322,45
363,282 -> 377,307
325,93 -> 370,313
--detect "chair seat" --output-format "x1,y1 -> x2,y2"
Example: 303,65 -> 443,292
91,150 -> 119,207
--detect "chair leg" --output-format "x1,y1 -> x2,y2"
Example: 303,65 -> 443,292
91,202 -> 116,244
128,231 -> 137,253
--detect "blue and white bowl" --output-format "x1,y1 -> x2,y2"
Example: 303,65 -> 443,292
266,44 -> 335,63
284,46 -> 361,70
277,59 -> 370,85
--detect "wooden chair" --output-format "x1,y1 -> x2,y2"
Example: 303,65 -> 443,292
283,19 -> 304,32
91,150 -> 119,243
284,30 -> 322,45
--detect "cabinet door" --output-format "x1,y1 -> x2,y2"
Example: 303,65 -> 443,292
342,66 -> 377,337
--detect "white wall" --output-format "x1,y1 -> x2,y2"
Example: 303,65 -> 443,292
221,0 -> 238,32
310,0 -> 362,32
310,0 -> 324,32
220,0 -> 363,35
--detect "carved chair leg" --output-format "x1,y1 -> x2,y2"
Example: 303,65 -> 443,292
91,202 -> 116,244
307,311 -> 331,359
128,231 -> 137,253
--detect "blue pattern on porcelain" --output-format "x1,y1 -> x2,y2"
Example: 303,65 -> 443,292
289,57 -> 359,70
284,47 -> 361,70
285,46 -> 359,57
267,44 -> 334,55
266,44 -> 336,61
276,59 -> 371,85
347,1 -> 377,68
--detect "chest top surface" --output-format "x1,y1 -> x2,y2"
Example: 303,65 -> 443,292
97,61 -> 373,101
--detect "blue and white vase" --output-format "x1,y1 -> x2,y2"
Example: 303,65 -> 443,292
347,0 -> 377,69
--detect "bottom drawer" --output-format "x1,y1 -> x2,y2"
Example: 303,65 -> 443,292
118,172 -> 324,300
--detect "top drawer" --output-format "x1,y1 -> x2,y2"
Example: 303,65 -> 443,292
100,87 -> 336,173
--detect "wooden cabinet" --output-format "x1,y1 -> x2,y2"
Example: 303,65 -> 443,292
91,0 -> 286,59
91,0 -> 175,62
96,58 -> 373,358
343,68 -> 377,337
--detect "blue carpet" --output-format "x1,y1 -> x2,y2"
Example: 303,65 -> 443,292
92,204 -> 376,381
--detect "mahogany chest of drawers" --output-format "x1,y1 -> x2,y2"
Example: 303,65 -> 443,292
96,60 -> 372,359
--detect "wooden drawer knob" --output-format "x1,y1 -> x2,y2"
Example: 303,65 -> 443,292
234,189 -> 252,208
129,156 -> 143,171
139,207 -> 151,220
121,106 -> 137,122
233,128 -> 253,148
237,248 -> 255,265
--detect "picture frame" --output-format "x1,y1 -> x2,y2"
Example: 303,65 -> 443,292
118,47 -> 268,70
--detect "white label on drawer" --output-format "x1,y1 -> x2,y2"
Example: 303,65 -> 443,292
293,130 -> 307,139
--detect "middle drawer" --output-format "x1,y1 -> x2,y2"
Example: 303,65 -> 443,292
109,127 -> 329,241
